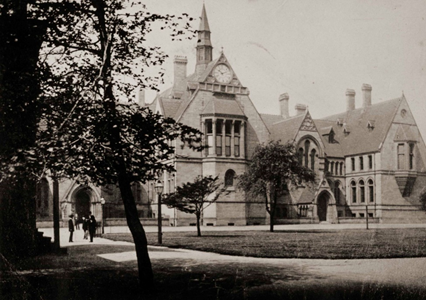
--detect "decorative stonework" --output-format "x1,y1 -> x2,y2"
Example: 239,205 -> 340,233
300,113 -> 316,132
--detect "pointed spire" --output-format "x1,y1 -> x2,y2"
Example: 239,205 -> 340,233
196,3 -> 213,77
199,3 -> 210,32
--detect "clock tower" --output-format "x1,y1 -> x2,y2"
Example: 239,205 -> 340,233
196,4 -> 213,77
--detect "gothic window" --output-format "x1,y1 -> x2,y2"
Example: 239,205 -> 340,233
368,155 -> 373,169
310,149 -> 316,171
351,158 -> 355,171
397,143 -> 405,169
340,163 -> 343,175
368,179 -> 374,203
330,161 -> 334,175
359,180 -> 365,203
335,162 -> 338,175
298,148 -> 304,165
225,169 -> 236,187
409,143 -> 415,170
304,140 -> 310,167
351,181 -> 357,203
359,157 -> 364,170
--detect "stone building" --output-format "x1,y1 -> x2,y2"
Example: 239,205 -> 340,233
36,4 -> 426,227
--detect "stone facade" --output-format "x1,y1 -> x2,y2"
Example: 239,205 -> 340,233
36,4 -> 426,227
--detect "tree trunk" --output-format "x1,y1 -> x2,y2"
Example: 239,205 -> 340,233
269,191 -> 277,233
117,163 -> 153,292
196,212 -> 201,237
269,211 -> 274,232
0,1 -> 46,258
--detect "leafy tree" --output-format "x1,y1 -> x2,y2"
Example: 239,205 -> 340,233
162,176 -> 224,237
1,0 -> 201,292
0,0 -> 48,257
238,141 -> 316,232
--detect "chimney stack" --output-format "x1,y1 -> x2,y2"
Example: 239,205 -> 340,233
362,84 -> 372,108
173,56 -> 188,98
346,89 -> 356,111
137,87 -> 145,107
295,104 -> 307,116
279,93 -> 289,119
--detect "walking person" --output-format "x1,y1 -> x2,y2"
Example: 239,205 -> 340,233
74,213 -> 80,230
68,214 -> 74,242
82,216 -> 89,240
88,212 -> 97,242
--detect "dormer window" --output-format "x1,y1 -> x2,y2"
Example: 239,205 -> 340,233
343,125 -> 351,136
367,120 -> 375,131
329,130 -> 335,143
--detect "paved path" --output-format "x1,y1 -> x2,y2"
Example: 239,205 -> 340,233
39,225 -> 426,291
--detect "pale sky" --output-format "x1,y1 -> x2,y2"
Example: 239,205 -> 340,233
140,0 -> 426,139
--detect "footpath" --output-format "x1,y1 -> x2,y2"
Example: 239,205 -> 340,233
37,224 -> 426,292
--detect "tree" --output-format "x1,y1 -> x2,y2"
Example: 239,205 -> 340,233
238,141 -> 316,232
1,0 -> 201,292
162,176 -> 224,237
0,0 -> 48,257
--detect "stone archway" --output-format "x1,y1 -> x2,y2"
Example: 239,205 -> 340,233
72,186 -> 96,221
317,192 -> 330,222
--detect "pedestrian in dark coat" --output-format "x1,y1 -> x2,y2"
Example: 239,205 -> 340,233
82,217 -> 89,239
68,214 -> 74,242
88,214 -> 97,242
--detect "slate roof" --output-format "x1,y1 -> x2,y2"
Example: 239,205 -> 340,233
269,114 -> 305,144
260,114 -> 285,129
320,97 -> 402,156
263,97 -> 403,158
202,96 -> 245,116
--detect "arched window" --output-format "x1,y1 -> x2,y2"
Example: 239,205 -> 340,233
340,163 -> 343,175
359,180 -> 365,203
351,181 -> 357,203
304,140 -> 310,167
368,179 -> 374,203
298,148 -> 304,165
335,162 -> 339,175
334,181 -> 341,204
310,149 -> 316,170
330,161 -> 334,175
225,169 -> 236,187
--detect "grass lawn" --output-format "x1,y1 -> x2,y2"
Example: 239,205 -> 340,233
106,228 -> 426,259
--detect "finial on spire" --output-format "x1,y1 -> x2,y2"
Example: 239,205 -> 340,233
221,46 -> 224,53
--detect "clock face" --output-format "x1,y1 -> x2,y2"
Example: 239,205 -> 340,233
213,64 -> 232,83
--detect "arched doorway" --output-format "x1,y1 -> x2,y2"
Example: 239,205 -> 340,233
74,188 -> 92,221
317,192 -> 330,222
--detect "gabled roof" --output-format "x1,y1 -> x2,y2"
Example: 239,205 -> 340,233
160,98 -> 183,119
394,124 -> 418,142
269,114 -> 305,144
320,97 -> 402,156
313,119 -> 343,157
260,114 -> 285,129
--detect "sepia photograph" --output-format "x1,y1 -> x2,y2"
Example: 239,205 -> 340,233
1,0 -> 426,299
